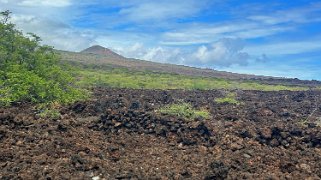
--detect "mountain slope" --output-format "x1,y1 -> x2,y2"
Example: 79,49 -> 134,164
59,46 -> 321,87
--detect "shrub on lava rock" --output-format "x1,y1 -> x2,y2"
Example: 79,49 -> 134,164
158,102 -> 210,120
215,92 -> 240,105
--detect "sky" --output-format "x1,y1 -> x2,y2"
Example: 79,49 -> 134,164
1,0 -> 321,80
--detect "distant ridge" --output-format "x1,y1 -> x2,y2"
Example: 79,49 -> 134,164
81,45 -> 125,59
59,45 -> 321,87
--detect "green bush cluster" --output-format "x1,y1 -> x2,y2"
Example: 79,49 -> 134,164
0,11 -> 86,106
215,92 -> 240,105
158,102 -> 210,120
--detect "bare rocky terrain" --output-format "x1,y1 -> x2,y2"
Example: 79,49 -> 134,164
1,88 -> 321,179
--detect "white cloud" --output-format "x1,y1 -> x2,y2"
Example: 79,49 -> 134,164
86,0 -> 212,23
111,43 -> 146,58
143,47 -> 183,63
247,2 -> 321,25
111,43 -> 184,63
246,40 -> 321,56
189,38 -> 249,66
118,0 -> 206,21
1,0 -> 71,7
111,38 -> 250,67
0,0 -> 96,51
161,23 -> 254,45
232,26 -> 292,39
161,22 -> 294,46
160,2 -> 321,46
18,0 -> 71,7
11,14 -> 96,51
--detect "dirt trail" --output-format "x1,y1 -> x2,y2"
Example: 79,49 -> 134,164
1,88 -> 321,179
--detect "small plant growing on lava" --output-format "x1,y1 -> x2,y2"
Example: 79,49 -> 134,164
38,108 -> 61,120
158,102 -> 210,120
36,103 -> 61,120
215,92 -> 240,105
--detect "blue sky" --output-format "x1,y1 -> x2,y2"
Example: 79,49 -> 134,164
1,0 -> 321,80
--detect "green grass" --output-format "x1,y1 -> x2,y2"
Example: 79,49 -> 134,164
69,65 -> 308,91
215,92 -> 240,105
158,103 -> 210,120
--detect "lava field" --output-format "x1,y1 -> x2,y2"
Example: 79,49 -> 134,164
1,88 -> 321,179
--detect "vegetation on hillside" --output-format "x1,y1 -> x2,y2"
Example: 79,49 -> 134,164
0,11 -> 86,106
68,63 -> 308,91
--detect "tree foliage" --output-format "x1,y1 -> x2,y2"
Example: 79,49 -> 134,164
0,11 -> 86,106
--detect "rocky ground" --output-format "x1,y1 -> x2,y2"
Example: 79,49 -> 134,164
1,88 -> 321,179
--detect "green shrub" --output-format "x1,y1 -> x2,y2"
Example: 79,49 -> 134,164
38,108 -> 61,120
0,11 -> 87,106
215,92 -> 240,105
158,102 -> 210,120
34,102 -> 62,120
